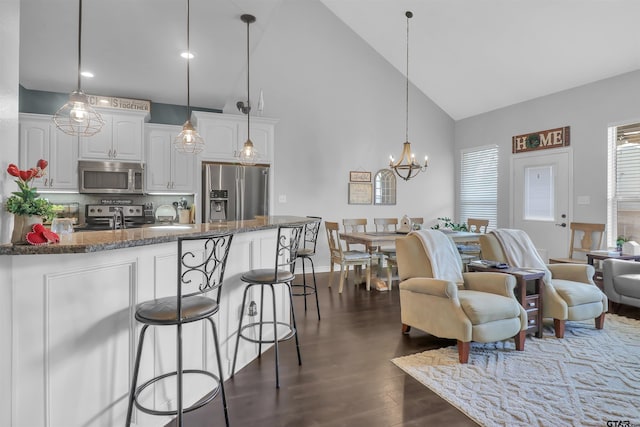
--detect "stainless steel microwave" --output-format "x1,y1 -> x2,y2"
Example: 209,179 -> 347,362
78,160 -> 144,194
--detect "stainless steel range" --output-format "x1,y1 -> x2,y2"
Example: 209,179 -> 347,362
85,203 -> 152,230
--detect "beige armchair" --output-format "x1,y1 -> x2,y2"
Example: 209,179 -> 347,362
479,232 -> 607,338
396,232 -> 527,363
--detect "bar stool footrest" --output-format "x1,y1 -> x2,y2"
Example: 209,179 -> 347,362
133,369 -> 221,417
238,321 -> 296,344
291,284 -> 317,296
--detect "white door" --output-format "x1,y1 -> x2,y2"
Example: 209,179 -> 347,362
512,150 -> 571,262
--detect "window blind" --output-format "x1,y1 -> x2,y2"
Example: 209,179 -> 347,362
616,143 -> 640,197
459,145 -> 498,229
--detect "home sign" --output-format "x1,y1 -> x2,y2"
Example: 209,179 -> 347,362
512,126 -> 570,153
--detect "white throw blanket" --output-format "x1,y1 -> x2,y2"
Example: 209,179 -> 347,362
490,229 -> 552,283
409,229 -> 464,286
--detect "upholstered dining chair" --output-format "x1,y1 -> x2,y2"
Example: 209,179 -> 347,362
396,230 -> 527,363
326,221 -> 371,292
480,229 -> 607,338
548,222 -> 605,264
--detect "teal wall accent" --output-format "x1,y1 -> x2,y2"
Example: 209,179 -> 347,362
19,86 -> 222,125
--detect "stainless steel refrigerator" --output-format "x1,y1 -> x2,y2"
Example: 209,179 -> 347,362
202,162 -> 270,222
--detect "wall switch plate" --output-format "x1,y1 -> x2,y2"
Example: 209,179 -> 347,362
278,194 -> 287,203
577,196 -> 590,205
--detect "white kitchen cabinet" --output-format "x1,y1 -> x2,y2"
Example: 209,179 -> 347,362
19,113 -> 78,191
191,111 -> 277,163
145,124 -> 195,193
79,110 -> 148,161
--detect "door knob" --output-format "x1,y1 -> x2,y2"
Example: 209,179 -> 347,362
555,223 -> 567,227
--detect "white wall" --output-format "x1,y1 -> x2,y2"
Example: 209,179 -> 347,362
0,1 -> 19,425
455,70 -> 640,241
241,0 -> 456,269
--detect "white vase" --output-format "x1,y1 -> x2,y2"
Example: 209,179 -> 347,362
11,214 -> 43,244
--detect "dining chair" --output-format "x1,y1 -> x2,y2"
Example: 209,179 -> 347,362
459,218 -> 489,269
467,218 -> 489,233
342,218 -> 368,250
548,222 -> 605,264
374,217 -> 399,285
326,221 -> 371,292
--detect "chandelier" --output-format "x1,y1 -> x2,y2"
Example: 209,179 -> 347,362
174,0 -> 205,154
236,14 -> 259,166
53,0 -> 104,137
389,11 -> 428,181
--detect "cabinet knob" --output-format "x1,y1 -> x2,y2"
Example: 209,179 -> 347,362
108,149 -> 112,158
49,178 -> 53,187
44,178 -> 48,186
113,150 -> 117,158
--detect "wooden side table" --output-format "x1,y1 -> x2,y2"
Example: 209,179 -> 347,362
467,264 -> 545,338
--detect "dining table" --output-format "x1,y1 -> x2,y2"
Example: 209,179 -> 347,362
339,229 -> 482,278
339,229 -> 481,253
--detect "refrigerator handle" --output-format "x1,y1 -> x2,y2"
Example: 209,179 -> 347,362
263,169 -> 268,215
236,166 -> 245,221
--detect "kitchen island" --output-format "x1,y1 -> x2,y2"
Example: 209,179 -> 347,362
0,216 -> 312,427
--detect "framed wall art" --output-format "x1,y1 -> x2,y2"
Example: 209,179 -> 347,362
349,171 -> 371,182
348,182 -> 372,205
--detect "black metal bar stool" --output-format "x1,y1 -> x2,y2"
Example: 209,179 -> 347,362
292,216 -> 322,320
126,233 -> 233,427
231,225 -> 303,388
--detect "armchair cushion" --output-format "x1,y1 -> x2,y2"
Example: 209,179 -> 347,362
458,290 -> 521,325
552,279 -> 605,306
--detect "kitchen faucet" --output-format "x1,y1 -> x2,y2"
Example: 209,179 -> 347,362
112,207 -> 126,230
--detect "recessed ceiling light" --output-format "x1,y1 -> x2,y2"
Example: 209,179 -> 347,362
80,71 -> 94,78
180,51 -> 194,59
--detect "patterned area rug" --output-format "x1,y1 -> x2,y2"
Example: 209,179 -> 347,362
391,314 -> 640,427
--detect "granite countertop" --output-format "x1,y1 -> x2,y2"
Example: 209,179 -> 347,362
0,216 -> 312,255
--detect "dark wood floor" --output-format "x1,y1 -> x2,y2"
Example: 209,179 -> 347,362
172,272 -> 640,427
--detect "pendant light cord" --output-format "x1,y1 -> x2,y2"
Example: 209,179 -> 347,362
77,0 -> 83,91
246,17 -> 251,140
186,0 -> 191,118
405,11 -> 411,143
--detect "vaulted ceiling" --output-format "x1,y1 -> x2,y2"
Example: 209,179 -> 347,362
19,0 -> 640,120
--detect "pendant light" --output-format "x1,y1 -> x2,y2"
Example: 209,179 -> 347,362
389,11 -> 428,181
237,14 -> 258,166
174,0 -> 205,154
53,0 -> 105,137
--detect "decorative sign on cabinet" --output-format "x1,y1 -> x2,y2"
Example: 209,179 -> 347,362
78,109 -> 149,161
145,124 -> 196,193
191,111 -> 277,163
19,113 -> 79,191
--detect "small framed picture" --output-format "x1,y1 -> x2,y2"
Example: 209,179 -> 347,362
349,171 -> 371,182
348,183 -> 372,205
